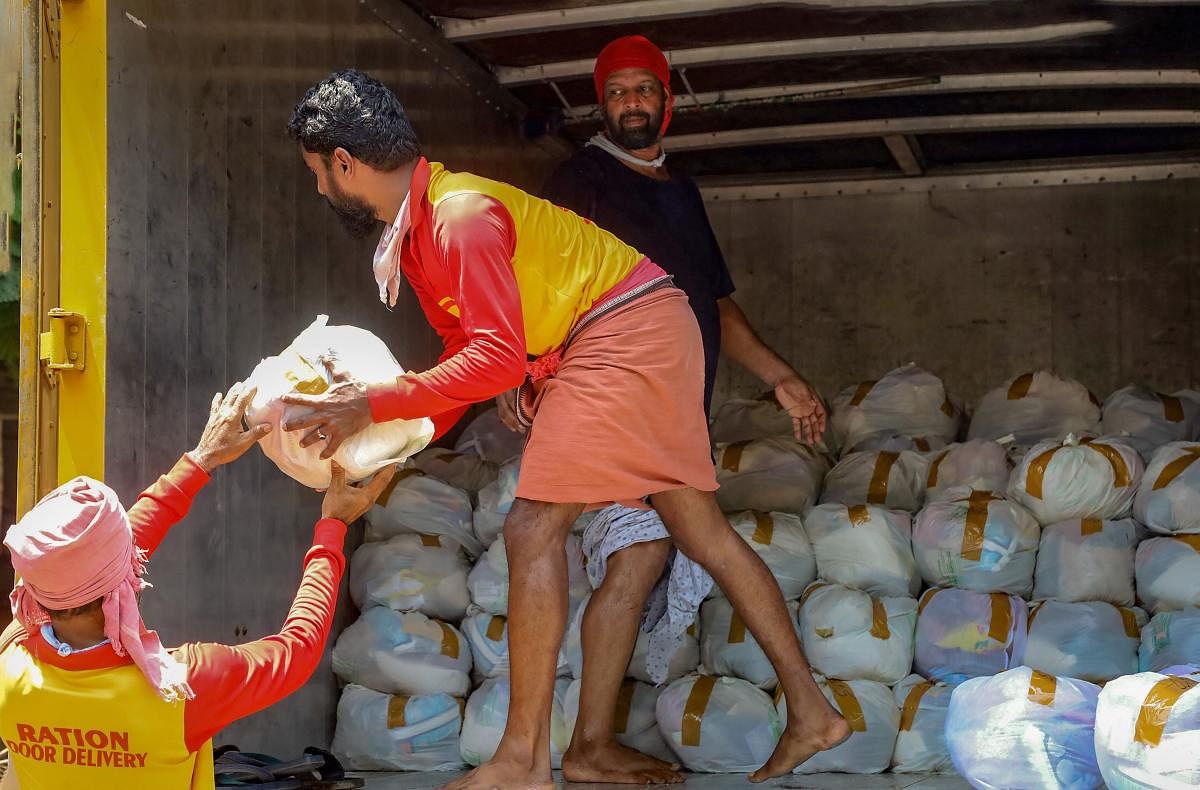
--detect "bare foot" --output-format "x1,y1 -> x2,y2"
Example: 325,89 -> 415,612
748,714 -> 853,783
441,757 -> 554,790
563,738 -> 685,785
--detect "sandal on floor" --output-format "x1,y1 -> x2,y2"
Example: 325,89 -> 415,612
214,745 -> 363,789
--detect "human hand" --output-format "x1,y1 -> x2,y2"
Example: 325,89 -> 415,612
189,382 -> 272,473
321,462 -> 399,523
774,375 -> 827,445
280,355 -> 372,460
495,389 -> 526,434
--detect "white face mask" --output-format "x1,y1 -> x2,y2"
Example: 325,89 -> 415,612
372,192 -> 412,309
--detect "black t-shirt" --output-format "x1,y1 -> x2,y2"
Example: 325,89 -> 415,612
543,145 -> 736,414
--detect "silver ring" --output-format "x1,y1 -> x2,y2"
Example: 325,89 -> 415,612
317,430 -> 327,441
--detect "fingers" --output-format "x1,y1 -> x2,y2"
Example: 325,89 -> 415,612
298,428 -> 325,449
232,383 -> 257,416
320,429 -> 347,460
209,392 -> 222,419
280,409 -> 325,432
280,393 -> 324,411
247,422 -> 272,442
362,464 -> 398,499
222,381 -> 245,410
328,461 -> 347,491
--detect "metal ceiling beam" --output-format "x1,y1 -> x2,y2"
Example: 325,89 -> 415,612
494,21 -> 1115,85
884,134 -> 924,175
562,70 -> 1200,121
667,109 -> 1200,151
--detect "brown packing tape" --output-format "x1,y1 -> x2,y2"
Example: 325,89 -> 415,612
1027,670 -> 1058,707
721,442 -> 748,473
850,380 -> 878,407
913,437 -> 931,453
686,623 -> 697,638
387,695 -> 409,728
376,467 -> 425,507
1081,518 -> 1104,537
1153,448 -> 1200,491
927,451 -> 949,488
420,533 -> 442,548
828,680 -> 868,733
1134,676 -> 1199,747
1117,607 -> 1142,640
439,622 -> 461,660
751,511 -> 775,545
801,582 -> 830,608
868,452 -> 900,505
457,697 -> 467,719
899,682 -> 934,732
988,594 -> 1013,644
1024,445 -> 1063,500
682,675 -> 718,747
1173,535 -> 1200,553
614,680 -> 636,735
869,598 -> 891,639
773,687 -> 785,707
1082,439 -> 1132,488
1027,601 -> 1045,631
1159,393 -> 1186,423
815,628 -> 835,639
727,611 -> 747,645
940,397 -> 956,418
847,504 -> 871,526
486,616 -> 507,642
918,588 -> 942,615
1007,373 -> 1034,400
961,491 -> 997,562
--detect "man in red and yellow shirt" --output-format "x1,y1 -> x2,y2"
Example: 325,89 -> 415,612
283,70 -> 849,788
0,383 -> 395,790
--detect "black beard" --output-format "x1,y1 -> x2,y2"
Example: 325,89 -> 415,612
605,109 -> 662,151
326,192 -> 379,240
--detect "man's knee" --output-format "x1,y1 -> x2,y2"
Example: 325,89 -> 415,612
503,498 -> 579,556
603,539 -> 671,595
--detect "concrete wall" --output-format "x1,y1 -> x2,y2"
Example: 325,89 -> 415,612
706,179 -> 1200,410
103,0 -> 561,753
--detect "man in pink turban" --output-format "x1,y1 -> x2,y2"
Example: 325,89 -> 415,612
0,382 -> 395,789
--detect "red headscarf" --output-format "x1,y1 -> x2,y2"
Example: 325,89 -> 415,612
593,35 -> 674,138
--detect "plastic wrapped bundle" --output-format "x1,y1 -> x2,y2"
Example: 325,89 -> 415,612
828,365 -> 963,455
563,594 -> 701,685
699,597 -> 800,689
410,447 -> 499,495
784,676 -> 900,774
348,533 -> 470,622
466,533 -> 590,617
1135,536 -> 1200,614
797,582 -> 917,684
804,503 -> 920,597
891,674 -> 954,773
365,470 -> 480,558
562,679 -> 675,764
453,408 -> 526,465
1102,385 -> 1200,456
913,489 -> 1040,596
707,511 -> 815,601
1095,667 -> 1200,790
946,667 -> 1102,790
471,457 -> 521,548
820,449 -> 929,513
1140,609 -> 1200,673
924,440 -> 1012,503
1024,600 -> 1146,683
713,438 -> 828,514
709,397 -> 794,445
968,370 -> 1101,445
459,677 -> 572,768
655,675 -> 781,773
332,607 -> 472,697
848,433 -> 948,456
1008,434 -> 1144,525
244,315 -> 434,488
1134,442 -> 1200,535
1033,518 -> 1138,605
914,588 -> 1027,684
331,684 -> 464,771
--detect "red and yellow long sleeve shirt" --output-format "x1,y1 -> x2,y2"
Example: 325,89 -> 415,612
0,455 -> 347,790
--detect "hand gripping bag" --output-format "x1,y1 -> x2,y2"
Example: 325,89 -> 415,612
914,588 -> 1027,684
923,440 -> 1012,503
1102,385 -> 1200,455
1008,434 -> 1144,525
891,674 -> 954,773
1024,600 -> 1146,683
699,597 -> 800,689
945,667 -> 1103,790
331,684 -> 464,771
348,533 -> 470,622
784,676 -> 900,774
331,607 -> 472,697
1033,517 -> 1139,605
707,511 -> 815,601
1140,609 -> 1200,673
1134,442 -> 1200,535
655,674 -> 781,773
820,449 -> 929,513
245,315 -> 434,488
471,457 -> 521,548
828,364 -> 964,454
460,612 -> 572,682
1135,536 -> 1200,614
1095,667 -> 1200,790
561,679 -> 675,764
968,370 -> 1101,445
913,489 -> 1040,596
797,582 -> 917,684
459,677 -> 572,768
709,396 -> 795,445
804,503 -> 920,597
410,447 -> 499,495
364,469 -> 480,557
453,408 -> 526,465
466,533 -> 590,617
562,593 -> 701,685
713,438 -> 828,514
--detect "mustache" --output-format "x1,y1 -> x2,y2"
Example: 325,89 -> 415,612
619,111 -> 651,124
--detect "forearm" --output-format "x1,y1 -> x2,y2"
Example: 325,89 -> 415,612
718,297 -> 798,387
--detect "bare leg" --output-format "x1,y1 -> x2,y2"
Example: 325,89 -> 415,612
562,537 -> 685,785
650,487 -> 851,782
443,498 -> 582,790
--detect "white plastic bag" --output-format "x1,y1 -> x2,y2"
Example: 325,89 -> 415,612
331,684 -> 464,771
804,503 -> 920,597
914,587 -> 1027,684
1024,600 -> 1146,683
1135,536 -> 1200,614
968,370 -> 1101,445
1008,434 -> 1144,525
1102,385 -> 1200,455
331,607 -> 472,697
1134,442 -> 1200,535
913,489 -> 1040,596
709,397 -> 795,445
1033,518 -> 1139,605
453,408 -> 526,465
699,597 -> 800,689
713,438 -> 828,514
848,433 -> 948,456
460,612 -> 572,683
1095,667 -> 1200,790
785,676 -> 900,774
656,674 -> 781,773
1140,609 -> 1200,673
562,593 -> 701,685
410,447 -> 499,495
245,315 -> 434,488
797,582 -> 916,684
561,679 -> 676,764
828,365 -> 963,454
820,449 -> 929,513
348,533 -> 470,622
365,469 -> 480,557
471,457 -> 521,548
891,674 -> 954,773
945,667 -> 1102,790
459,677 -> 572,768
924,440 -> 1012,503
465,533 -> 590,617
707,511 -> 815,601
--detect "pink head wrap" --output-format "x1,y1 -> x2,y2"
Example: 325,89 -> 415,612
593,35 -> 675,138
5,477 -> 193,702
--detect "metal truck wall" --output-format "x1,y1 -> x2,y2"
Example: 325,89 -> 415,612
104,0 -> 560,752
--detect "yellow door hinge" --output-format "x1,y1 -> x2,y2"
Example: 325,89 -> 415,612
39,309 -> 87,375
